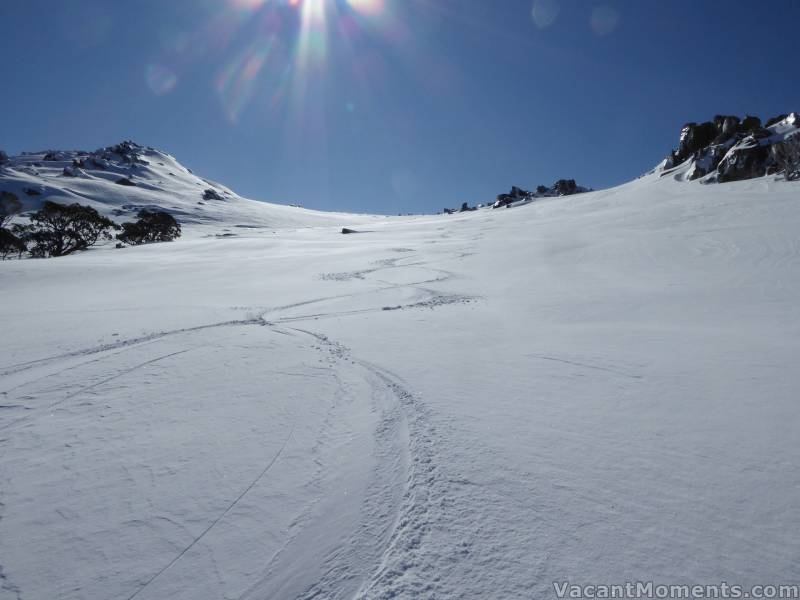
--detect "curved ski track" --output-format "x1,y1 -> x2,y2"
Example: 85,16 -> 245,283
0,242 -> 478,600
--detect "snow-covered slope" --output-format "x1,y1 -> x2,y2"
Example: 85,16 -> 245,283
0,141 -> 382,234
2,167 -> 800,600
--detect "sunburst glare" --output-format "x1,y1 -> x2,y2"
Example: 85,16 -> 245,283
161,0 -> 396,123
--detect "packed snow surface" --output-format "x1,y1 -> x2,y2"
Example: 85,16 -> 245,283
2,171 -> 800,599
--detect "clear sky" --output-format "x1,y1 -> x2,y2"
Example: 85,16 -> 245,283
1,0 -> 798,214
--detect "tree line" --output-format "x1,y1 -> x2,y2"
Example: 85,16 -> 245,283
1,197 -> 180,259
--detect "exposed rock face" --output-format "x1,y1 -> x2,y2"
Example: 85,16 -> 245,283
717,141 -> 771,182
0,151 -> 8,165
661,112 -> 800,183
676,121 -> 718,163
203,188 -> 224,201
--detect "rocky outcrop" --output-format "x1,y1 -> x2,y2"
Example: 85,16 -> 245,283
662,112 -> 800,183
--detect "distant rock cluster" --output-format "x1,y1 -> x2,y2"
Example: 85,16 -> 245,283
491,180 -> 590,209
443,179 -> 590,214
662,113 -> 800,182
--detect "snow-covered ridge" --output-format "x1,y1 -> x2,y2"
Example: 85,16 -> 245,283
656,112 -> 800,183
0,141 -> 381,233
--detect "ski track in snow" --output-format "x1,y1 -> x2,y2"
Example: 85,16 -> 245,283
124,420 -> 296,600
0,349 -> 193,433
0,236 -> 478,600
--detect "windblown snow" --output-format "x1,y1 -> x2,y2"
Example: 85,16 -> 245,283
1,153 -> 800,599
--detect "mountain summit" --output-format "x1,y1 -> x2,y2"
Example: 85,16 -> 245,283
0,141 -> 379,232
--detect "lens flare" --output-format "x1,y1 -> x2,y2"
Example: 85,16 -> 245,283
217,39 -> 274,122
145,64 -> 178,95
531,0 -> 560,29
229,0 -> 266,9
590,6 -> 620,36
347,0 -> 385,17
297,0 -> 329,67
151,0 -> 407,127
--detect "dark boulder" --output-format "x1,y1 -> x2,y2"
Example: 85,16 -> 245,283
741,115 -> 761,132
553,179 -> 578,196
203,188 -> 224,201
713,115 -> 740,132
115,177 -> 136,186
711,116 -> 741,144
341,228 -> 359,234
770,134 -> 800,180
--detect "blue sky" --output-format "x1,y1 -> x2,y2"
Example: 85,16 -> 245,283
1,0 -> 798,214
